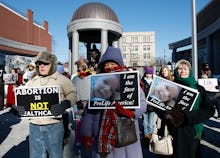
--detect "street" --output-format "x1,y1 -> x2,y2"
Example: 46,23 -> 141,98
0,108 -> 219,158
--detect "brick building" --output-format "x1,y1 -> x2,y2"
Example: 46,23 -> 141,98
0,2 -> 52,109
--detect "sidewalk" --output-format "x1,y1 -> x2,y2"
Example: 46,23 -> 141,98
0,108 -> 76,158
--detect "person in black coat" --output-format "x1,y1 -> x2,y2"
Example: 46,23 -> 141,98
163,60 -> 215,158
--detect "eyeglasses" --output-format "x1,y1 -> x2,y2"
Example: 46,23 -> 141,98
36,61 -> 50,66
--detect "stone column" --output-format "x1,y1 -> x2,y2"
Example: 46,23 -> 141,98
68,49 -> 72,74
72,30 -> 79,74
101,29 -> 108,54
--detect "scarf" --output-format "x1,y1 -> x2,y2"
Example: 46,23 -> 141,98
104,66 -> 129,73
174,69 -> 204,139
98,109 -> 117,157
98,64 -> 128,156
77,69 -> 91,78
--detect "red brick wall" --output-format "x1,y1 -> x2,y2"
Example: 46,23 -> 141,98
0,4 -> 52,53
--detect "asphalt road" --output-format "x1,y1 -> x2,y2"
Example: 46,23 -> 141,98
0,108 -> 219,158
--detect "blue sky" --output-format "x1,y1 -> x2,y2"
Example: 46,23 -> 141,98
2,0 -> 210,62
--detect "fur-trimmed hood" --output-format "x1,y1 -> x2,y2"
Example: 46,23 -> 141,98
35,51 -> 57,76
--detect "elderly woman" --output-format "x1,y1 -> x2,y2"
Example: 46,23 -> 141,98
163,59 -> 215,158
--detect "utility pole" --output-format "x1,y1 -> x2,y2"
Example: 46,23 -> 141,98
163,48 -> 166,66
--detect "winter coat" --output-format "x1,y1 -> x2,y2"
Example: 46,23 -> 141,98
5,73 -> 23,108
156,85 -> 215,158
80,46 -> 147,158
26,71 -> 77,125
72,75 -> 90,101
170,85 -> 214,158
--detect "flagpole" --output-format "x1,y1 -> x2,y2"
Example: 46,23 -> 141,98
191,0 -> 198,80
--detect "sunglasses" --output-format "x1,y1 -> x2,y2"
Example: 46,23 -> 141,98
36,61 -> 50,66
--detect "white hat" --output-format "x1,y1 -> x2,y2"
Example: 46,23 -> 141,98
175,60 -> 191,69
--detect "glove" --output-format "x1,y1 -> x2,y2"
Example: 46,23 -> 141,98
165,106 -> 185,127
11,106 -> 25,115
81,136 -> 93,151
51,100 -> 71,116
115,102 -> 134,118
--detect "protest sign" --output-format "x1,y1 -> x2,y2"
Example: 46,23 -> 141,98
15,86 -> 60,118
89,71 -> 140,109
198,78 -> 219,92
146,75 -> 199,111
3,73 -> 18,84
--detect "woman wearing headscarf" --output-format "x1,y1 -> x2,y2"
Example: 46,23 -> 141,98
163,59 -> 215,158
79,46 -> 147,158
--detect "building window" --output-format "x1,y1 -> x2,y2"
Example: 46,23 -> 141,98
135,36 -> 138,43
144,53 -> 151,59
131,53 -> 138,59
122,37 -> 126,43
143,45 -> 146,51
131,37 -> 134,42
147,45 -> 150,51
134,53 -> 138,58
143,36 -> 146,42
123,45 -> 126,51
135,45 -> 138,51
130,45 -> 134,51
147,36 -> 150,42
123,54 -> 126,58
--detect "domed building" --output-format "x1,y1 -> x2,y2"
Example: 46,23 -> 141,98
67,2 -> 123,73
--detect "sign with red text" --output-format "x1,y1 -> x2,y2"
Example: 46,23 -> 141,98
89,71 -> 140,109
15,86 -> 60,118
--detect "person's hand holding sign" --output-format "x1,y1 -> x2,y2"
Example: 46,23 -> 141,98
50,100 -> 71,116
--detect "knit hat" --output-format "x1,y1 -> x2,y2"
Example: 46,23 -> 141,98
35,51 -> 57,76
175,59 -> 191,69
99,47 -> 124,67
144,66 -> 154,74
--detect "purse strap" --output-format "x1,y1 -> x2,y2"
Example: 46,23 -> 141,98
152,114 -> 169,137
152,113 -> 160,134
164,125 -> 169,136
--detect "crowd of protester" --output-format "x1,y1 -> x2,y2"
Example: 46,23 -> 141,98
2,46 -> 218,158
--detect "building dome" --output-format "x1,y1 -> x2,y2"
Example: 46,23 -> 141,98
71,2 -> 119,23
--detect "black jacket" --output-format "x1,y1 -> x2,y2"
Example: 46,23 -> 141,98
156,85 -> 215,158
